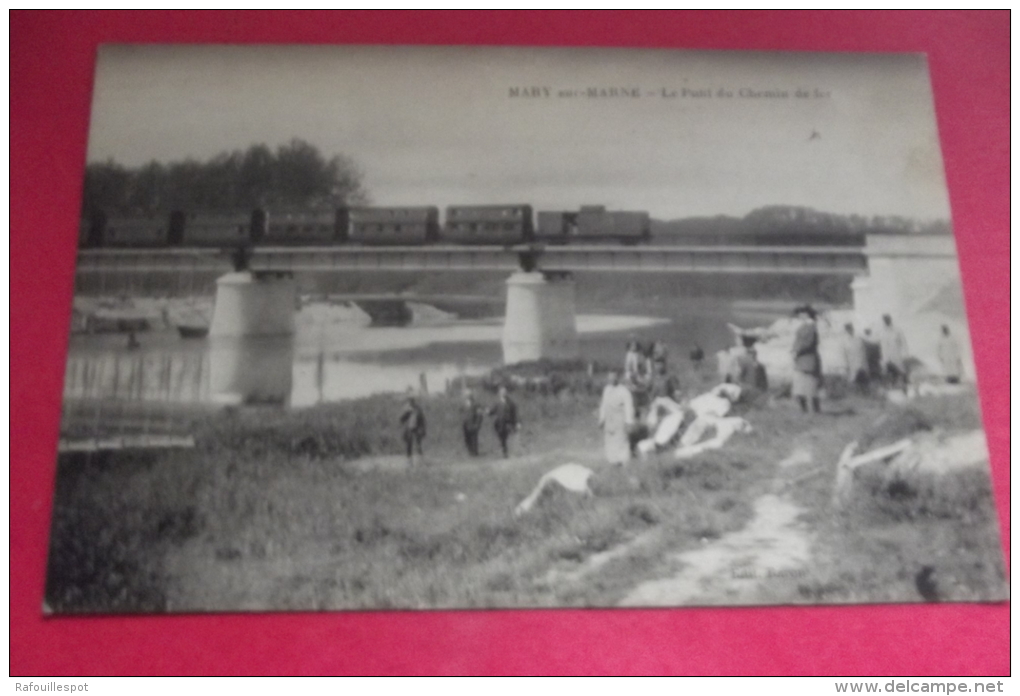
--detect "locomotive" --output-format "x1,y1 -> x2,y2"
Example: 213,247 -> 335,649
536,205 -> 650,245
78,204 -> 651,249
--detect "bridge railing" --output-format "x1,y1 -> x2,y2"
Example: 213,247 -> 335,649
75,245 -> 868,275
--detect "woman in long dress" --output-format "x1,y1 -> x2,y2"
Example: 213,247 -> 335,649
599,372 -> 635,465
791,305 -> 822,414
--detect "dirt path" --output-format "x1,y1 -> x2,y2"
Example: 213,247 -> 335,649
541,528 -> 663,587
619,447 -> 817,607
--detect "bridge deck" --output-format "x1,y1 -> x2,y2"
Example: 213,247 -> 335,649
76,245 -> 868,275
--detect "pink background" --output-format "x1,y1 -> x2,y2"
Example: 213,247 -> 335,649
10,11 -> 1009,676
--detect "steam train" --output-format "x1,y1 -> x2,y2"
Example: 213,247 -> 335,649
78,204 -> 652,249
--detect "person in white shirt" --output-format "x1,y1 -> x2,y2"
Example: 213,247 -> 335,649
599,372 -> 635,465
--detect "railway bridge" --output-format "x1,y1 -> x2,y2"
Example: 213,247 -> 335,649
72,236 -> 961,407
75,243 -> 869,275
76,243 -> 868,362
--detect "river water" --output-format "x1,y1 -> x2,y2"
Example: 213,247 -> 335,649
63,303 -> 674,410
61,297 -> 790,440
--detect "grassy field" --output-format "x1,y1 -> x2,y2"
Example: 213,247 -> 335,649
45,367 -> 1007,613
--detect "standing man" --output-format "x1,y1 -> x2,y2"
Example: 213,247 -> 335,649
489,386 -> 519,459
399,392 -> 426,467
623,340 -> 643,384
791,305 -> 822,414
862,328 -> 883,382
842,323 -> 869,393
689,344 -> 705,371
737,346 -> 769,395
648,361 -> 679,402
460,390 -> 484,457
937,324 -> 964,384
651,340 -> 669,375
879,314 -> 909,389
599,371 -> 636,465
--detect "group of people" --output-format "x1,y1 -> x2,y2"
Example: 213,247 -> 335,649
794,307 -> 965,414
599,361 -> 750,466
402,313 -> 966,468
599,336 -> 707,466
623,339 -> 669,384
398,386 -> 520,466
621,338 -> 687,410
720,335 -> 770,397
835,315 -> 905,395
459,387 -> 520,459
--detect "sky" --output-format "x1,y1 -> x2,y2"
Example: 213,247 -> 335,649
86,45 -> 952,221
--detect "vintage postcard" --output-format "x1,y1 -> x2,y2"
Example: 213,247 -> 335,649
46,46 -> 1007,613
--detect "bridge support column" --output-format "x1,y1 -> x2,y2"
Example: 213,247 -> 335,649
208,337 -> 294,406
208,271 -> 297,404
852,234 -> 974,380
209,271 -> 297,338
502,271 -> 579,365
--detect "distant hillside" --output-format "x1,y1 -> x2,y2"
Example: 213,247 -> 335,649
651,215 -> 743,238
651,206 -> 952,246
299,269 -> 853,308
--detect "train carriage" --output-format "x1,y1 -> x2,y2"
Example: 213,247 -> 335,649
347,207 -> 440,245
78,212 -> 107,248
180,211 -> 258,247
577,205 -> 616,238
102,213 -> 181,247
262,208 -> 348,245
606,210 -> 652,244
536,206 -> 651,244
79,202 -> 655,249
535,211 -> 572,244
442,204 -> 534,245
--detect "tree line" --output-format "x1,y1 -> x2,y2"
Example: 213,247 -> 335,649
742,205 -> 951,236
653,205 -> 952,242
82,139 -> 369,218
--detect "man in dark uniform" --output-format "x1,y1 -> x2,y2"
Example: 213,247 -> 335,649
862,328 -> 883,382
651,340 -> 669,374
648,361 -> 679,402
737,346 -> 769,394
689,344 -> 705,371
399,393 -> 426,467
460,390 -> 484,457
489,386 -> 519,458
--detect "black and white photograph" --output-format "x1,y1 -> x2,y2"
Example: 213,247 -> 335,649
46,45 -> 1007,613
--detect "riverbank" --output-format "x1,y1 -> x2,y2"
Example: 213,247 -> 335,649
45,372 -> 1006,613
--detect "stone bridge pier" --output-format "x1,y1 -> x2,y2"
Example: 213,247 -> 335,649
501,271 -> 579,365
206,265 -> 582,398
851,234 -> 975,381
208,271 -> 296,405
